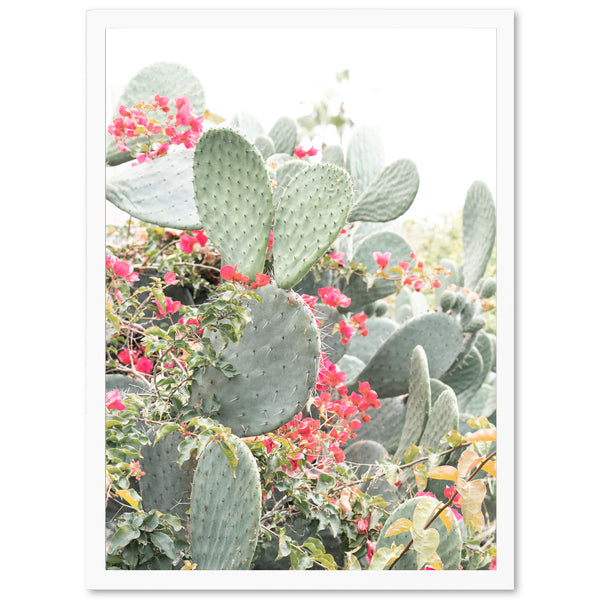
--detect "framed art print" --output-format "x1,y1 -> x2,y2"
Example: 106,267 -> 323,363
86,7 -> 514,590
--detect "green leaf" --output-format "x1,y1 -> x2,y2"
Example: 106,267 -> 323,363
303,537 -> 337,570
176,436 -> 200,468
108,524 -> 141,554
345,552 -> 362,570
315,473 -> 336,494
289,546 -> 313,570
218,439 -> 239,477
150,531 -> 177,560
154,424 -> 181,444
277,530 -> 292,559
140,511 -> 160,532
368,544 -> 405,570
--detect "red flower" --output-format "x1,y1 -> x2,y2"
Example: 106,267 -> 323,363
262,438 -> 278,454
117,349 -> 139,366
105,389 -> 125,411
250,273 -> 271,289
373,251 -> 391,270
339,321 -> 355,345
135,356 -> 153,374
318,287 -> 351,308
356,518 -> 369,534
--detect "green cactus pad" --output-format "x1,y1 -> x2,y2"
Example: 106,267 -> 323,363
139,429 -> 195,523
378,496 -> 462,570
395,287 -> 429,324
340,230 -> 413,313
190,435 -> 261,569
345,125 -> 386,198
441,346 -> 484,399
272,163 -> 353,289
344,440 -> 400,508
106,149 -> 202,229
105,373 -> 149,396
354,313 -> 464,399
268,116 -> 298,155
337,354 -> 366,384
434,258 -> 460,305
321,145 -> 345,167
254,134 -> 275,159
462,181 -> 496,288
192,127 -> 273,278
345,317 -> 399,367
190,284 -> 321,437
352,396 -> 407,453
348,159 -> 419,223
479,277 -> 497,298
106,62 -> 205,166
393,346 -> 431,463
273,159 -> 309,207
229,112 -> 264,140
419,389 -> 459,453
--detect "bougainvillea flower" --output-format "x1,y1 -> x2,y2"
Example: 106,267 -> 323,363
220,264 -> 238,280
105,389 -> 125,411
112,260 -> 139,283
318,287 -> 351,308
164,272 -> 179,286
339,321 -> 355,345
154,296 -> 182,318
268,230 -> 274,252
301,294 -> 317,311
356,518 -> 369,534
262,438 -> 278,454
329,251 -> 345,266
373,251 -> 391,270
135,356 -> 153,374
117,349 -> 139,365
366,540 -> 376,565
293,146 -> 307,159
127,460 -> 146,480
398,261 -> 410,272
250,273 -> 271,289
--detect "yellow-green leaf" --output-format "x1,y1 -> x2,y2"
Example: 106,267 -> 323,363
384,517 -> 413,537
412,496 -> 440,531
457,449 -> 481,478
456,479 -> 487,526
116,489 -> 141,511
428,465 -> 459,482
411,526 -> 440,570
481,459 -> 496,477
180,560 -> 197,570
465,428 -> 497,442
345,552 -> 362,570
438,507 -> 456,532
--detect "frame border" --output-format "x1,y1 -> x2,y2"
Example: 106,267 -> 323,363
86,7 -> 514,590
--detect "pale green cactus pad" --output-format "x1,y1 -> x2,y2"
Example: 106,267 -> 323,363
462,181 -> 496,288
272,163 -> 353,289
268,116 -> 298,155
190,435 -> 261,569
345,124 -> 386,198
192,127 -> 273,279
189,284 -> 321,437
106,149 -> 202,229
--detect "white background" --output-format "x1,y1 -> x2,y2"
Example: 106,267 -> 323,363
106,26 -> 496,222
2,0 -> 598,598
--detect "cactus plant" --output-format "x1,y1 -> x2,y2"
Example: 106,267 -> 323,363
189,283 -> 321,437
190,435 -> 261,569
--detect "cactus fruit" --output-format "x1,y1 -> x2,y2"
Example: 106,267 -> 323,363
190,435 -> 261,569
352,313 -> 464,399
189,284 -> 321,437
272,163 -> 353,289
192,127 -> 273,278
378,496 -> 462,570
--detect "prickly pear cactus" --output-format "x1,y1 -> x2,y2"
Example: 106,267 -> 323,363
189,283 -> 321,437
378,496 -> 462,570
192,127 -> 273,278
272,163 -> 353,289
190,435 -> 261,569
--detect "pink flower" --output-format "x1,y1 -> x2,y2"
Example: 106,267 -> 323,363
105,389 -> 125,411
251,273 -> 271,289
301,294 -> 317,311
339,321 -> 355,345
351,312 -> 367,331
415,491 -> 436,499
373,251 -> 391,270
117,349 -> 139,366
306,146 -> 318,156
430,279 -> 441,289
366,540 -> 376,565
154,296 -> 182,318
422,565 -> 437,571
294,146 -> 307,159
220,264 -> 237,280
356,518 -> 369,534
164,272 -> 179,286
135,356 -> 153,374
112,260 -> 139,283
413,280 -> 425,292
262,438 -> 278,454
489,556 -> 497,570
318,287 -> 351,308
398,261 -> 410,272
329,251 -> 345,266
127,460 -> 146,480
268,230 -> 274,252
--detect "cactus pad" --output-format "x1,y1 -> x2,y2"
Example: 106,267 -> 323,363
272,163 -> 353,289
190,284 -> 321,437
190,435 -> 261,569
192,127 -> 273,278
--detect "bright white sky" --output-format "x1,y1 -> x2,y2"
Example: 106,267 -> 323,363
106,27 -> 496,221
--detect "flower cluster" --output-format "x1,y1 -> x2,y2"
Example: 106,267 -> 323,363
105,389 -> 125,411
317,286 -> 351,309
178,230 -> 208,254
108,95 -> 204,166
272,354 -> 380,470
117,348 -> 154,374
338,311 -> 368,345
293,145 -> 319,159
106,256 -> 139,284
220,264 -> 271,289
